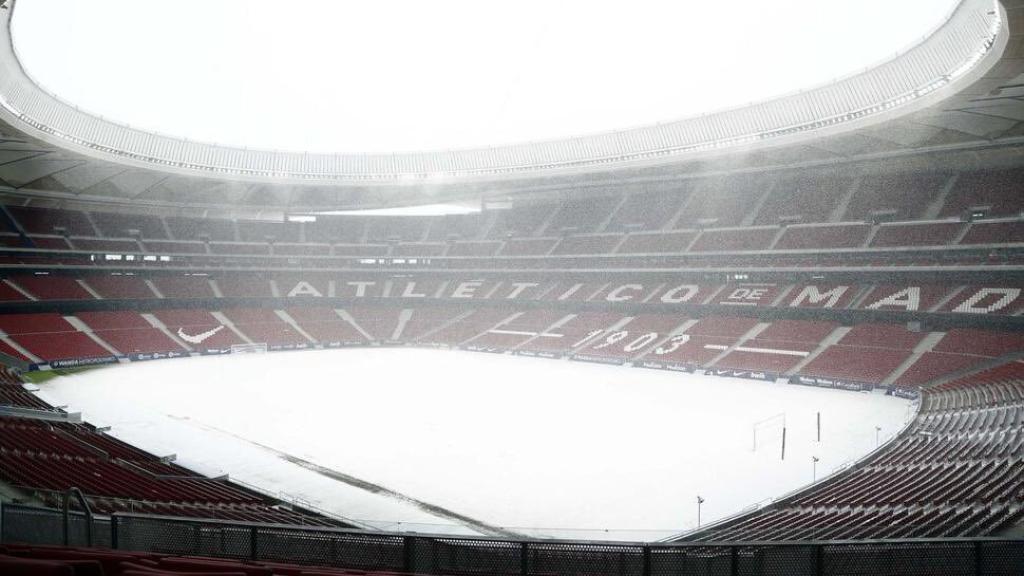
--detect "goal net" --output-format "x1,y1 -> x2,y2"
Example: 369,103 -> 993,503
752,412 -> 786,453
231,342 -> 268,354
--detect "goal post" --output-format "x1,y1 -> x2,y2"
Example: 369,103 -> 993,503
752,412 -> 786,454
231,342 -> 268,354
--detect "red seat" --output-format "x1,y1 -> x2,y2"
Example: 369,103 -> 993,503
0,555 -> 75,576
158,557 -> 272,576
12,548 -> 146,575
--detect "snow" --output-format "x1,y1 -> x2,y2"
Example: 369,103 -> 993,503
35,348 -> 913,541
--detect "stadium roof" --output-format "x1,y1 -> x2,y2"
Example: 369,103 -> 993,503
10,0 -> 958,156
0,0 -> 1021,211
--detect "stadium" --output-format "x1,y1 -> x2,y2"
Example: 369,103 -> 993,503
0,0 -> 1022,574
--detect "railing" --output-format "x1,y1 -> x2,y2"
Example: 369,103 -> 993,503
226,476 -> 381,531
60,488 -> 93,547
1,503 -> 1022,576
0,0 -> 1005,182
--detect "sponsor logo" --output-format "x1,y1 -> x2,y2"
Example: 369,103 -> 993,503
267,343 -> 309,352
322,341 -> 370,349
890,388 -> 920,400
130,351 -> 186,362
570,354 -> 626,366
199,348 -> 232,356
706,369 -> 776,381
637,360 -> 695,373
177,325 -> 225,345
791,375 -> 871,392
461,345 -> 505,354
50,356 -> 118,369
514,350 -> 563,359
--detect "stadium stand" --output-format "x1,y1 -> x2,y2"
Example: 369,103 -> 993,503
90,211 -> 168,239
941,169 -> 1024,218
74,311 -> 185,356
798,345 -> 911,384
959,219 -> 1024,245
141,240 -> 207,254
551,234 -> 622,255
488,203 -> 559,238
674,178 -> 761,228
869,221 -> 966,247
499,237 -> 558,256
605,188 -> 690,232
688,227 -> 779,252
0,206 -> 1021,558
0,0 -> 1022,559
165,217 -> 235,242
2,203 -> 1023,263
219,308 -> 310,347
687,360 -> 1024,540
148,276 -> 216,299
446,240 -> 502,257
844,172 -> 950,222
772,223 -> 871,250
282,307 -> 368,345
83,275 -> 156,299
344,306 -> 404,341
69,238 -> 140,253
217,275 -> 275,299
7,275 -> 95,301
391,242 -> 446,257
615,231 -> 696,254
6,207 -> 96,236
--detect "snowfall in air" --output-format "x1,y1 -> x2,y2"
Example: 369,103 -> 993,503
36,348 -> 913,541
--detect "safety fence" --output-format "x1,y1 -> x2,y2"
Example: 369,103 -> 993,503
2,503 -> 1022,575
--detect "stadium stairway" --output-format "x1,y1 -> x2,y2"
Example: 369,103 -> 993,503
880,331 -> 947,387
920,351 -> 1024,391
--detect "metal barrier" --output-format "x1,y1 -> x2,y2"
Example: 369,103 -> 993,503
2,503 -> 1022,575
2,504 -> 111,549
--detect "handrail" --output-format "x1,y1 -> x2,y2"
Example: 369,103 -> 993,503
61,487 -> 93,547
103,508 -> 1024,547
6,502 -> 1023,576
226,476 -> 381,531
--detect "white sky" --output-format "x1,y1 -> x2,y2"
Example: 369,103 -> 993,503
12,0 -> 958,154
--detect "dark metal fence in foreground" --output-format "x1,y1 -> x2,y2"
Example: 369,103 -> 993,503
2,503 -> 1022,576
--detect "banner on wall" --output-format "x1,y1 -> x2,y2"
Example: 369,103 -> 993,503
889,387 -> 921,400
129,351 -> 187,362
635,360 -> 696,373
790,375 -> 873,392
321,341 -> 370,349
268,343 -> 312,352
199,348 -> 232,356
705,368 -> 777,382
460,344 -> 507,354
47,356 -> 119,370
513,350 -> 563,360
570,354 -> 626,366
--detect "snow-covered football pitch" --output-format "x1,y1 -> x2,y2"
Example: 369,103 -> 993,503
35,347 -> 913,541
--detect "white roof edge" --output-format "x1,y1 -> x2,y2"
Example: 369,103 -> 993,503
0,0 -> 1008,185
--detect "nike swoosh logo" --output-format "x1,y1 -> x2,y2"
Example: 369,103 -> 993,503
177,325 -> 225,345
